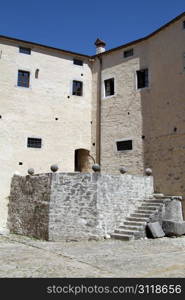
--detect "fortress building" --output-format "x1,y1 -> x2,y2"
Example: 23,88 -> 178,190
0,12 -> 185,232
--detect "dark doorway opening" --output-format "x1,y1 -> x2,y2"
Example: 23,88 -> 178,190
75,149 -> 90,172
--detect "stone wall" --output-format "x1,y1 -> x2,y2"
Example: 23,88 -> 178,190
8,174 -> 51,239
8,172 -> 154,240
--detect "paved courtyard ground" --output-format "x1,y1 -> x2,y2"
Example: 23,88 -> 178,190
0,234 -> 185,277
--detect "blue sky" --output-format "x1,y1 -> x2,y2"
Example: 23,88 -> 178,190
0,0 -> 184,55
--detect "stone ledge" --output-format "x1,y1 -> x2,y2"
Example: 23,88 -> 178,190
162,219 -> 185,236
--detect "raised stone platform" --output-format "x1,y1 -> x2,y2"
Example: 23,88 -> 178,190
8,172 -> 153,241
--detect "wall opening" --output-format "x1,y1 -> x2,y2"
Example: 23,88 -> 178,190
74,149 -> 90,172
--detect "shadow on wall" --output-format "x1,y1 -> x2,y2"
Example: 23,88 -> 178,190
140,36 -> 185,218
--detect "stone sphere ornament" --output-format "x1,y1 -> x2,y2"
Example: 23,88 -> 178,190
92,163 -> 101,172
119,167 -> 127,174
50,164 -> 59,172
27,168 -> 34,175
145,168 -> 152,176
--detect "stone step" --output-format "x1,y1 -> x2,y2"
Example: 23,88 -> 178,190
111,233 -> 133,241
115,229 -> 140,235
130,213 -> 151,218
124,221 -> 147,226
152,193 -> 164,198
119,225 -> 144,230
137,207 -> 157,211
140,206 -> 161,211
126,217 -> 149,222
136,209 -> 156,214
141,203 -> 162,208
143,200 -> 164,204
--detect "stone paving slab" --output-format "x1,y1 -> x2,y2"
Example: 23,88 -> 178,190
1,234 -> 185,277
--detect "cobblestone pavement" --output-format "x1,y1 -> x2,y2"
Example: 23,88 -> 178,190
1,234 -> 185,277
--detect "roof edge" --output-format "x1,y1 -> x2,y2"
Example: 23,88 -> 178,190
93,11 -> 185,57
0,12 -> 184,59
0,34 -> 91,59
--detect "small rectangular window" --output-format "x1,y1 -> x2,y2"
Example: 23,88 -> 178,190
27,138 -> 42,148
73,58 -> 83,66
116,140 -> 133,151
123,48 -> 134,58
104,78 -> 114,97
19,47 -> 31,55
183,21 -> 185,29
72,80 -> 83,96
136,69 -> 148,89
17,70 -> 30,88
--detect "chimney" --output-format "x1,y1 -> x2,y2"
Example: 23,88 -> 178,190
94,38 -> 106,54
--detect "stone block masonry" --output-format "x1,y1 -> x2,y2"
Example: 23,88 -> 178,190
8,172 -> 154,240
8,174 -> 51,240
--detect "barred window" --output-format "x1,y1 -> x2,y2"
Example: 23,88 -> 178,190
17,70 -> 30,88
27,138 -> 42,148
19,47 -> 31,55
123,48 -> 134,58
116,140 -> 133,151
72,80 -> 83,96
73,58 -> 83,66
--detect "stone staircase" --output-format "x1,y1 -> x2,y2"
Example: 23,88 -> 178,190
111,197 -> 165,241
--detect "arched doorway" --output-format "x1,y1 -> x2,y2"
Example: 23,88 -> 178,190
74,149 -> 91,172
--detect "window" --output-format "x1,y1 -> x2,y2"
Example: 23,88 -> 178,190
73,58 -> 83,66
72,80 -> 83,96
183,21 -> 185,29
27,138 -> 42,148
124,48 -> 134,58
136,69 -> 148,89
104,78 -> 114,97
17,70 -> 30,88
19,47 -> 31,55
116,140 -> 133,151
